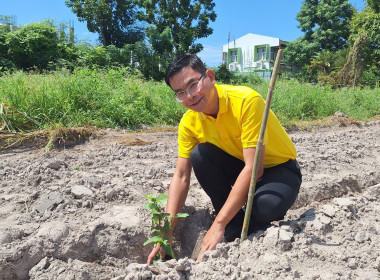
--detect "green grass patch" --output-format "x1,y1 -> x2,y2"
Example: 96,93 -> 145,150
0,68 -> 185,131
0,70 -> 379,132
250,79 -> 380,127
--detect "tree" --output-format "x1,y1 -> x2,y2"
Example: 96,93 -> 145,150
135,0 -> 217,56
283,37 -> 319,67
6,21 -> 59,69
366,0 -> 380,13
349,5 -> 380,87
337,32 -> 368,87
0,28 -> 14,71
297,0 -> 354,51
65,0 -> 144,47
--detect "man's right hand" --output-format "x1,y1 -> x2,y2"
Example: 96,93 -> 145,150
147,244 -> 166,265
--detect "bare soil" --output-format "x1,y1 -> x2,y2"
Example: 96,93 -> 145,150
1,117 -> 380,280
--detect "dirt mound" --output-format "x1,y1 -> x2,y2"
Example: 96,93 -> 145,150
1,121 -> 379,279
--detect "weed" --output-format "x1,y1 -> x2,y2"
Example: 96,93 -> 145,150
143,193 -> 189,263
73,165 -> 82,171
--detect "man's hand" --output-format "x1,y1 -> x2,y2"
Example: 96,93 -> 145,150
196,222 -> 225,261
147,244 -> 166,265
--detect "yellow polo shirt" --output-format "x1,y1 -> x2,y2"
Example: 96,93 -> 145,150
178,84 -> 297,168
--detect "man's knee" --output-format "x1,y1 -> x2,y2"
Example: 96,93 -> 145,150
253,193 -> 288,224
190,143 -> 216,166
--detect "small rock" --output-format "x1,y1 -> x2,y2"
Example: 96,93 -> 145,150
278,228 -> 293,251
29,257 -> 50,276
0,231 -> 12,245
333,197 -> 355,208
152,179 -> 163,187
175,258 -> 192,272
106,189 -> 117,200
87,177 -> 102,189
111,276 -> 126,280
36,222 -> 69,243
35,192 -> 64,213
354,230 -> 369,243
154,261 -> 170,273
82,200 -> 93,208
366,183 -> 380,198
46,161 -> 67,170
347,258 -> 357,269
334,111 -> 349,118
321,204 -> 337,217
374,256 -> 380,271
263,227 -> 279,247
165,168 -> 176,177
56,203 -> 65,211
33,176 -> 42,187
127,177 -> 134,184
71,185 -> 93,198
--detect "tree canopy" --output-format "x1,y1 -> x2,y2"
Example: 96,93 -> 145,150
366,0 -> 380,13
349,5 -> 380,86
6,21 -> 59,69
297,0 -> 354,51
65,0 -> 144,47
135,0 -> 216,56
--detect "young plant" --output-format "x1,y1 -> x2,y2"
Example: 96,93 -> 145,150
143,193 -> 189,262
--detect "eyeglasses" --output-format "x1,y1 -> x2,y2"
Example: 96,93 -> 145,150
173,72 -> 206,102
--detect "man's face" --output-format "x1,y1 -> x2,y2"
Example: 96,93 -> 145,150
169,67 -> 218,115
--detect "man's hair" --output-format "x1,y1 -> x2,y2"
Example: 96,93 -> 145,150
165,54 -> 206,87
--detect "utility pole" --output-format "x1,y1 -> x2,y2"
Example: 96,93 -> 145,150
227,31 -> 230,65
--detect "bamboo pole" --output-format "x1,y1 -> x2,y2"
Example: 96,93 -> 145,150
240,49 -> 283,242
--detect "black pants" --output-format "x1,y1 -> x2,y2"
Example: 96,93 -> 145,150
190,143 -> 302,241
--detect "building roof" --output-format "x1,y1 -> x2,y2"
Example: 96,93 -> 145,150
222,33 -> 288,52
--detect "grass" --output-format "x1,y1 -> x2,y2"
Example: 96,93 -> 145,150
0,68 -> 185,131
0,69 -> 379,133
250,79 -> 380,127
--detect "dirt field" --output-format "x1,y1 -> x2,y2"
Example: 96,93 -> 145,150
1,117 -> 380,280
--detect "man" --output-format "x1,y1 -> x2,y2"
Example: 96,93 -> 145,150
147,54 -> 302,264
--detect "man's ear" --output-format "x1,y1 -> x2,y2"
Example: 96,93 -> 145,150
205,69 -> 216,84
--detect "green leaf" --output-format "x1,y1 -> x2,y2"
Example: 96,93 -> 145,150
143,202 -> 152,209
143,236 -> 163,246
173,213 -> 189,219
152,256 -> 165,264
156,193 -> 168,205
151,228 -> 162,234
151,208 -> 161,215
145,193 -> 156,201
161,241 -> 175,259
162,222 -> 172,232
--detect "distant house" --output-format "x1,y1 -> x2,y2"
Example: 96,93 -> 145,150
222,33 -> 289,80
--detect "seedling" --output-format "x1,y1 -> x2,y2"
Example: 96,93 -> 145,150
143,193 -> 189,263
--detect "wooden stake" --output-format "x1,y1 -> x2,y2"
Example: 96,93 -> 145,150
240,49 -> 283,243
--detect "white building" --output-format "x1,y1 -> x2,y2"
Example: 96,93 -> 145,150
222,33 -> 288,79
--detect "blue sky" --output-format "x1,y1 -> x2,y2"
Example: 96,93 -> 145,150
1,0 -> 366,67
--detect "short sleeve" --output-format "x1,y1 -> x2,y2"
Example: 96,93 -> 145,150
178,118 -> 199,158
240,95 -> 268,148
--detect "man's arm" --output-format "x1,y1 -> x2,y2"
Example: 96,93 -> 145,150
147,156 -> 192,264
197,146 -> 265,260
165,157 -> 192,235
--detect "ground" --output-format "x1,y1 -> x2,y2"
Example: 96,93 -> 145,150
0,117 -> 380,280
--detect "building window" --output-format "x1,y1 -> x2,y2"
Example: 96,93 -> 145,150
271,48 -> 279,61
271,50 -> 276,61
223,52 -> 228,62
231,50 -> 238,62
257,47 -> 266,61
